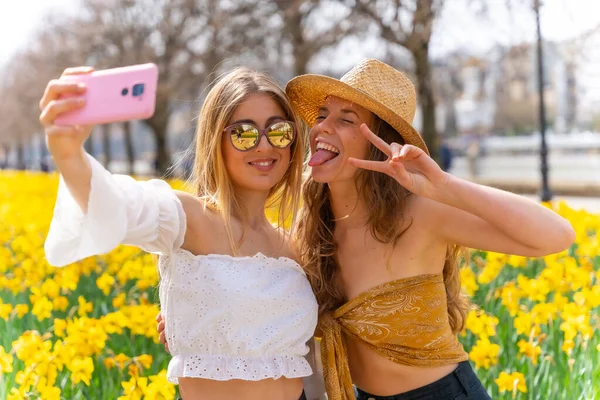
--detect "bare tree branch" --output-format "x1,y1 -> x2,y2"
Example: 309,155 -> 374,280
352,0 -> 445,160
355,0 -> 409,46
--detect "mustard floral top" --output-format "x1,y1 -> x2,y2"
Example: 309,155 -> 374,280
319,273 -> 468,400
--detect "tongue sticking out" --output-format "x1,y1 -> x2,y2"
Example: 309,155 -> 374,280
308,149 -> 338,167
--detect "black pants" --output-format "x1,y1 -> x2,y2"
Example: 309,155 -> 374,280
355,361 -> 491,400
178,390 -> 306,400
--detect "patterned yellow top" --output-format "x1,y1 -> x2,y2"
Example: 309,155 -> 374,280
319,273 -> 469,400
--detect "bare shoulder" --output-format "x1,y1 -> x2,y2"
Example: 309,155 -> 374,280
174,190 -> 202,215
173,191 -> 215,232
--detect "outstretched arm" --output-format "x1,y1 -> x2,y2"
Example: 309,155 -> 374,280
41,67 -> 188,266
348,124 -> 575,257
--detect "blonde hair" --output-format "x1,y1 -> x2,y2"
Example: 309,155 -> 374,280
188,67 -> 305,254
295,117 -> 469,333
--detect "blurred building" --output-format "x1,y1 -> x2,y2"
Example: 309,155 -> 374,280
430,40 -> 579,137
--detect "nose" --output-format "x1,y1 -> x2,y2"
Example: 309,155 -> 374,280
255,132 -> 272,151
314,116 -> 334,136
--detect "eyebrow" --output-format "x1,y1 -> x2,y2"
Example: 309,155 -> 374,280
340,109 -> 359,118
229,116 -> 285,126
317,106 -> 359,119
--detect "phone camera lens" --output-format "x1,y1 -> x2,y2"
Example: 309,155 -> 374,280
132,83 -> 145,97
121,88 -> 128,96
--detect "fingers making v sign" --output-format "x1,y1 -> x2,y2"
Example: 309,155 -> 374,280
347,124 -> 449,198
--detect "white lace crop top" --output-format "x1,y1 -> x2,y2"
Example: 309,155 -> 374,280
45,154 -> 319,384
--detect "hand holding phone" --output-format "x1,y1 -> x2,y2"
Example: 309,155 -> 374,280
54,63 -> 158,126
39,63 -> 159,163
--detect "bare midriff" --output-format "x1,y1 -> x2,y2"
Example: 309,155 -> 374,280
346,338 -> 458,395
178,377 -> 304,400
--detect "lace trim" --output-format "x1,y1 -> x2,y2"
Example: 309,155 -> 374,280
173,248 -> 306,275
167,353 -> 312,383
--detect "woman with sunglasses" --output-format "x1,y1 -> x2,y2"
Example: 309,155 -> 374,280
41,66 -> 319,400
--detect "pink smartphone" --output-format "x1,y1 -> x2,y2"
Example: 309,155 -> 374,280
54,63 -> 158,126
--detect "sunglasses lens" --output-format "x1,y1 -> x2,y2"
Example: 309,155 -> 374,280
230,124 -> 259,150
268,121 -> 294,148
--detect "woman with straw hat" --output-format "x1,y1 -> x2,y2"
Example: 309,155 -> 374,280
287,58 -> 575,400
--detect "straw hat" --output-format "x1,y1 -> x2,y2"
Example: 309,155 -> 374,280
286,58 -> 428,154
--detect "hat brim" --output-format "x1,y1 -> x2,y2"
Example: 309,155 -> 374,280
286,74 -> 429,155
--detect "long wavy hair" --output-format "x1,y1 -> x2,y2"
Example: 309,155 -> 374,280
187,67 -> 305,254
295,117 -> 468,333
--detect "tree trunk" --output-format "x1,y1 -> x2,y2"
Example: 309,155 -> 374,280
293,48 -> 309,77
38,134 -> 46,159
444,100 -> 458,137
15,141 -> 25,170
101,124 -> 112,169
147,92 -> 171,177
122,121 -> 135,176
154,127 -> 169,177
38,134 -> 49,172
412,45 -> 439,162
84,130 -> 95,156
291,34 -> 308,76
285,7 -> 308,77
0,143 -> 8,168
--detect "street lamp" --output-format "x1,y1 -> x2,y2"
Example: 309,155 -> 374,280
534,0 -> 552,201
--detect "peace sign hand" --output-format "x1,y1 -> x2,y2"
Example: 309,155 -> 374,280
348,124 -> 450,198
